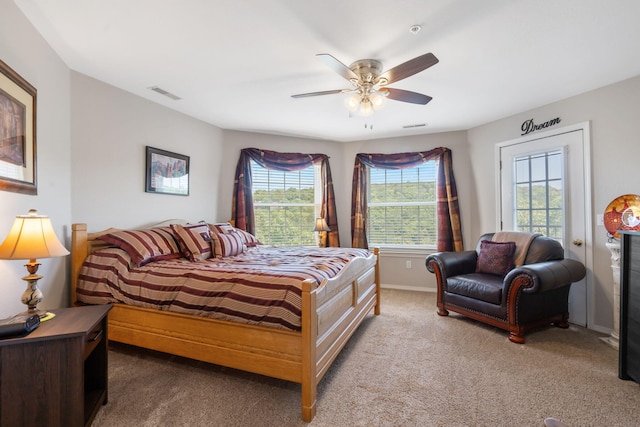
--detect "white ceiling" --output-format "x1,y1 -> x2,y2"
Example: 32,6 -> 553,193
14,0 -> 640,142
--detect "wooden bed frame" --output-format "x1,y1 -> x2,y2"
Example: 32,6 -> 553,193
70,223 -> 380,422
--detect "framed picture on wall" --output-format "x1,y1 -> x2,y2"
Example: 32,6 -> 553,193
145,146 -> 190,196
0,59 -> 37,195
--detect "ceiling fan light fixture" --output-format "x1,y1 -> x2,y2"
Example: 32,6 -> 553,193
359,99 -> 374,117
344,94 -> 361,112
344,91 -> 382,116
369,91 -> 387,110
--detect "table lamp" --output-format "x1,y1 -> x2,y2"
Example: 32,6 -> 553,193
313,217 -> 330,248
0,209 -> 69,317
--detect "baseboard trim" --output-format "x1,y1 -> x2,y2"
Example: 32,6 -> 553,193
380,283 -> 436,293
587,323 -> 612,335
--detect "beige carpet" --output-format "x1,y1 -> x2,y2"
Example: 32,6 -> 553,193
92,289 -> 640,426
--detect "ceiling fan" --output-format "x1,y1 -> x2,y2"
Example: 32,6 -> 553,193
292,52 -> 439,116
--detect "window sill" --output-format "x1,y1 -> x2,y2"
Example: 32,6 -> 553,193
369,246 -> 437,256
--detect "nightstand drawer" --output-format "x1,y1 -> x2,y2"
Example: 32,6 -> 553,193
83,320 -> 105,360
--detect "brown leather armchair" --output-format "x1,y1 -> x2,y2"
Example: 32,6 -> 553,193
425,232 -> 586,343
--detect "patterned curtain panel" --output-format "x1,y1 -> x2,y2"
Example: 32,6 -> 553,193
351,147 -> 463,252
231,151 -> 254,233
231,148 -> 340,247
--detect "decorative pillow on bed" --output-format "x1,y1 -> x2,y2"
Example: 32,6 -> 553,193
97,228 -> 181,266
209,222 -> 236,234
171,223 -> 213,261
234,228 -> 261,247
475,240 -> 516,277
211,231 -> 246,257
209,223 -> 261,247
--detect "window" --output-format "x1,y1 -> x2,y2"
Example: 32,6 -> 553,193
251,160 -> 321,246
513,150 -> 564,243
366,161 -> 438,247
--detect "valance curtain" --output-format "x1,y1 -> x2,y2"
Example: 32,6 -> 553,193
351,147 -> 463,251
232,148 -> 340,247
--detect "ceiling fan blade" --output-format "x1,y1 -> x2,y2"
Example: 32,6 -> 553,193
378,53 -> 439,85
316,53 -> 359,82
291,89 -> 347,98
382,88 -> 433,105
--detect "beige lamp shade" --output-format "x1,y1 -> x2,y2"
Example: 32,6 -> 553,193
313,217 -> 330,232
0,209 -> 69,260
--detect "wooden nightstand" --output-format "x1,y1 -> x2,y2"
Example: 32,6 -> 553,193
0,304 -> 111,427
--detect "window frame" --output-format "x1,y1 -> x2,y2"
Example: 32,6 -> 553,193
250,160 -> 322,246
365,160 -> 439,250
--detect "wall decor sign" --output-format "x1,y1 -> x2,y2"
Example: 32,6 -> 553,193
0,59 -> 37,195
521,117 -> 561,136
145,146 -> 190,196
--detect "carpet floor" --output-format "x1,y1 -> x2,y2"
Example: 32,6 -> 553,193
92,289 -> 640,426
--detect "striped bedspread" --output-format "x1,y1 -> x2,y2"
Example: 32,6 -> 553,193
77,245 -> 372,331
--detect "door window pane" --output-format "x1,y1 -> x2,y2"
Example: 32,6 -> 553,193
512,150 -> 564,246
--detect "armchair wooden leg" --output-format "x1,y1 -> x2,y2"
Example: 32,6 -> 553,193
437,307 -> 449,316
508,331 -> 526,344
554,313 -> 570,328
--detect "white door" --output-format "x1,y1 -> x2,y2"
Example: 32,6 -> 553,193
498,123 -> 591,326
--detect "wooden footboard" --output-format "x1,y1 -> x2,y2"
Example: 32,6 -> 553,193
70,223 -> 380,422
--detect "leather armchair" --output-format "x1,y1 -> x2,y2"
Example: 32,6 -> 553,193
425,232 -> 586,343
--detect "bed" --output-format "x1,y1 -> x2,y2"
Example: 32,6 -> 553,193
70,221 -> 379,422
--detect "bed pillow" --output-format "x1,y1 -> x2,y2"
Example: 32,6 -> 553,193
209,222 -> 236,234
234,228 -> 261,247
475,240 -> 516,277
211,231 -> 246,257
97,228 -> 181,266
209,223 -> 261,247
171,223 -> 213,261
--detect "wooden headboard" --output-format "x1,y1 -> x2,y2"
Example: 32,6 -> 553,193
70,224 -> 122,305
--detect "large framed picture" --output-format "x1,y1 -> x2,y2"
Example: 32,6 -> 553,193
145,146 -> 190,196
0,59 -> 37,195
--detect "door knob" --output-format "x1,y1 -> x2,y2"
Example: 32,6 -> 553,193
572,239 -> 583,247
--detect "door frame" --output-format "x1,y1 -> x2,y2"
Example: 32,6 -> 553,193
494,121 -> 594,328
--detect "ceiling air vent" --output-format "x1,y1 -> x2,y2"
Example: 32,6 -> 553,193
149,86 -> 181,100
402,123 -> 427,129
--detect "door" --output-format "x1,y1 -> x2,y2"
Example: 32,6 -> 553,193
498,123 -> 591,326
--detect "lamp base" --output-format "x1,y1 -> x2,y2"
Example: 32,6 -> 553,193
317,231 -> 327,248
21,269 -> 44,316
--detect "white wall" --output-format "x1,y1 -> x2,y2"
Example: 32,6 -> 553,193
468,74 -> 640,333
0,0 -> 71,317
70,72 -> 224,231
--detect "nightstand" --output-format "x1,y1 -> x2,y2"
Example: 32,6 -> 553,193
0,304 -> 111,427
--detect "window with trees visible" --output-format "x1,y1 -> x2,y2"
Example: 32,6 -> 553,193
251,160 -> 320,246
366,160 -> 438,247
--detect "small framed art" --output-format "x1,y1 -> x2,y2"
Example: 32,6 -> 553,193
0,59 -> 37,195
145,146 -> 190,196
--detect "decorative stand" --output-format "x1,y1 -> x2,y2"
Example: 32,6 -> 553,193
602,240 -> 621,349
